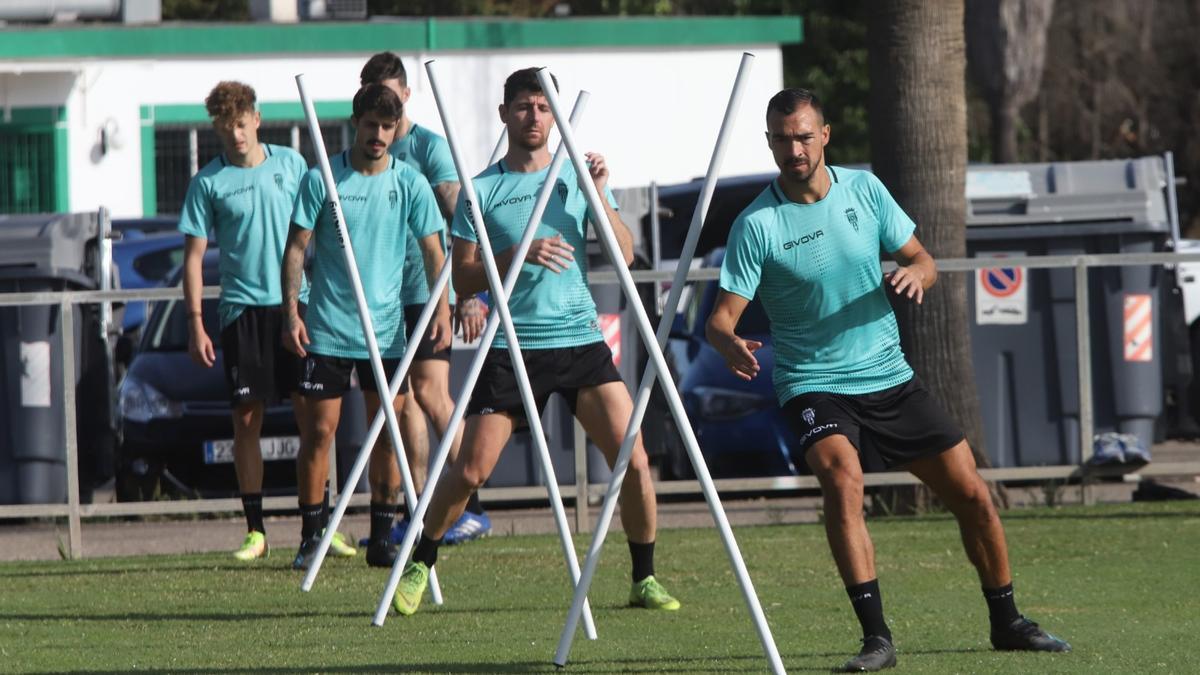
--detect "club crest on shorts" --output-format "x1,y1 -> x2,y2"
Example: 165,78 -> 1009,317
802,407 -> 816,426
304,357 -> 316,381
274,173 -> 284,191
388,189 -> 398,209
230,366 -> 239,383
844,207 -> 859,232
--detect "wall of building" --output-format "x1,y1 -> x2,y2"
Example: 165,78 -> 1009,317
0,18 -> 800,216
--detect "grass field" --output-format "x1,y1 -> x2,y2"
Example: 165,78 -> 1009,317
1,501 -> 1197,674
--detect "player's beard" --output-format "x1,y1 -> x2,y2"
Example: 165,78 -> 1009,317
781,155 -> 821,185
513,126 -> 548,152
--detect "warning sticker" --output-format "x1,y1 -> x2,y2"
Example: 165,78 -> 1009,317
975,254 -> 1027,325
598,313 -> 621,366
1124,294 -> 1153,362
20,341 -> 52,408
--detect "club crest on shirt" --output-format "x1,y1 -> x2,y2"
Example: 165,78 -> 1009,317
802,407 -> 816,426
845,207 -> 859,232
396,152 -> 407,161
274,173 -> 284,191
557,181 -> 569,204
389,189 -> 398,209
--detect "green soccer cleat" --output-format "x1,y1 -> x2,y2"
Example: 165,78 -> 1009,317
629,575 -> 681,611
392,562 -> 430,616
232,531 -> 268,561
326,530 -> 358,558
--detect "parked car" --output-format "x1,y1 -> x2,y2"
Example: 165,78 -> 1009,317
111,217 -> 185,337
114,250 -> 307,500
643,248 -> 805,479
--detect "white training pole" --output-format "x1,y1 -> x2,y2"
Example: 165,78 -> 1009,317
371,61 -> 597,635
294,73 -> 443,602
537,64 -> 784,674
555,52 -> 755,662
488,128 -> 507,164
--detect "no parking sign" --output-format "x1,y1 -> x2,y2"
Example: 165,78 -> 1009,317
975,253 -> 1028,325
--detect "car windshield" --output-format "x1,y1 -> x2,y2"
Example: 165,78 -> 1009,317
143,297 -> 222,351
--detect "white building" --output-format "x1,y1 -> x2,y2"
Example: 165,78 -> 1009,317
0,16 -> 802,217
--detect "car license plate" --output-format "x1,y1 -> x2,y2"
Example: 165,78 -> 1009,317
203,436 -> 301,464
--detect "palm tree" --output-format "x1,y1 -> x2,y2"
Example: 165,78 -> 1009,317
868,0 -> 998,511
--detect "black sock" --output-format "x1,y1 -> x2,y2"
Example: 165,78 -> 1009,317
465,491 -> 484,515
413,534 -> 443,568
628,540 -> 655,583
983,583 -> 1020,629
241,493 -> 264,534
847,579 -> 891,641
299,501 -> 324,540
321,482 -> 332,529
370,502 -> 399,544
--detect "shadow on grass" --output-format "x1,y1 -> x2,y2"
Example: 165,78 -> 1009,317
36,649 -> 988,675
0,562 -> 255,579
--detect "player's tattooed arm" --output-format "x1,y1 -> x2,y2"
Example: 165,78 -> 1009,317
433,181 -> 461,221
281,224 -> 312,357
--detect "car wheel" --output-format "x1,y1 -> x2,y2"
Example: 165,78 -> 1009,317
115,457 -> 163,502
659,416 -> 696,481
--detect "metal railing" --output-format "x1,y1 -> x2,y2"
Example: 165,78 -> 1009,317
3,250 -> 1200,558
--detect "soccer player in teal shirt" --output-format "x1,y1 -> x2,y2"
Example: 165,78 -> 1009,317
360,52 -> 491,545
390,68 -> 679,617
282,83 -> 451,570
178,81 -> 347,562
707,89 -> 1070,671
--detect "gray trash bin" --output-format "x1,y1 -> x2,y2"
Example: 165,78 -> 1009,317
0,212 -> 114,504
966,156 -> 1171,467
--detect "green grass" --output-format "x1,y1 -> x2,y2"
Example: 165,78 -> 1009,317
1,501 -> 1198,673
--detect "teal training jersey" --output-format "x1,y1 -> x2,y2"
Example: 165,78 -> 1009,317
392,123 -> 457,307
292,151 -> 443,359
719,166 -> 917,402
177,144 -> 308,328
449,159 -> 618,350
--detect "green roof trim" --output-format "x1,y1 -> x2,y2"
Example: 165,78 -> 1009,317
145,101 -> 352,124
0,16 -> 801,59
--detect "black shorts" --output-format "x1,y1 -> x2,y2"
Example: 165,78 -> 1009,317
782,375 -> 964,470
298,353 -> 409,400
466,341 -> 621,419
220,305 -> 302,406
404,303 -> 451,363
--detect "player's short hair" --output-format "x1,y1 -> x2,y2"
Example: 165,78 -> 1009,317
352,83 -> 403,121
766,88 -> 825,124
503,67 -> 558,107
204,81 -> 257,127
360,51 -> 407,87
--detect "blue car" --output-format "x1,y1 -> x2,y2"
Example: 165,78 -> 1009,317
649,248 -> 805,479
111,217 -> 185,336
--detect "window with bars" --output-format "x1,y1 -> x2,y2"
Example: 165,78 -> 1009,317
153,120 -> 349,214
0,128 -> 56,213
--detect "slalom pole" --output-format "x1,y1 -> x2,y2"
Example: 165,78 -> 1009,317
371,61 -> 596,637
536,63 -> 785,674
488,129 -> 507,164
294,73 -> 443,602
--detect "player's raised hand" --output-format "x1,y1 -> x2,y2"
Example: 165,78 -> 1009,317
886,266 -> 925,305
585,152 -> 609,193
525,234 -> 575,273
720,336 -> 763,381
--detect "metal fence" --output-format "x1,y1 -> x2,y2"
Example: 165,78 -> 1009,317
3,251 -> 1200,559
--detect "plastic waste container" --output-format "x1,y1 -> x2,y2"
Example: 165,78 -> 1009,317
0,212 -> 115,504
966,156 -> 1172,467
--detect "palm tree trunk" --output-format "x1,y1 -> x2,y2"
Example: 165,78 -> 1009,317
868,0 -> 1002,513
